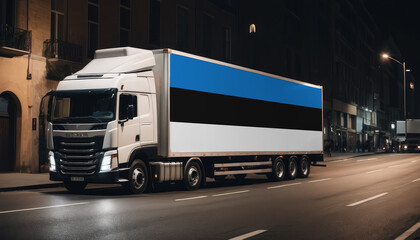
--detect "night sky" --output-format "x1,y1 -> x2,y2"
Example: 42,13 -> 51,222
365,0 -> 420,116
367,0 -> 420,73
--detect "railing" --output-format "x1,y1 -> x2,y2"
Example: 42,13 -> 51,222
0,24 -> 31,52
43,39 -> 82,63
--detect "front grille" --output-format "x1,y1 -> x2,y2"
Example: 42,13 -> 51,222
54,136 -> 104,176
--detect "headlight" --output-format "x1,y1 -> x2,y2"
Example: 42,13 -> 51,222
404,145 -> 408,150
100,150 -> 118,172
49,151 -> 56,172
417,146 -> 420,149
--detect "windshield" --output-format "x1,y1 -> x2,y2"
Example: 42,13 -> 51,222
50,89 -> 117,123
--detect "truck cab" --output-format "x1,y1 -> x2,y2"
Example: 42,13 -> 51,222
48,48 -> 157,193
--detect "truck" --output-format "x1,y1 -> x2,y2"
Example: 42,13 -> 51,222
396,119 -> 420,152
45,47 -> 324,194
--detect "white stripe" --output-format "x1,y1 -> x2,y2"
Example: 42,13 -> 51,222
366,169 -> 384,174
395,222 -> 420,240
412,160 -> 418,163
412,178 -> 420,183
0,202 -> 89,214
170,122 -> 322,153
388,164 -> 405,168
308,178 -> 331,183
175,196 -> 208,202
213,190 -> 250,197
229,230 -> 267,240
267,182 -> 301,189
357,158 -> 377,162
346,193 -> 388,207
332,158 -> 351,163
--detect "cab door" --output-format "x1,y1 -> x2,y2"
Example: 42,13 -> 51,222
117,93 -> 140,164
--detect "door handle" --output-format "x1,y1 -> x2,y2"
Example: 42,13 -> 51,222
135,135 -> 140,141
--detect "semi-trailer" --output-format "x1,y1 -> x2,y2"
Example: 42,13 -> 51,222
46,47 -> 324,193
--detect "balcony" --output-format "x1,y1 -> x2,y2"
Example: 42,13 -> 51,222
0,24 -> 31,57
43,39 -> 82,63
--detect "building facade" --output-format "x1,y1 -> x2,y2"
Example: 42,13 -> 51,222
0,0 -> 237,172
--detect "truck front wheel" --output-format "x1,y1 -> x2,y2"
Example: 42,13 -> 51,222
184,161 -> 202,191
64,181 -> 87,194
125,159 -> 149,194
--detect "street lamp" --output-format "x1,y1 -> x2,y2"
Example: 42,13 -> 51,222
381,53 -> 408,139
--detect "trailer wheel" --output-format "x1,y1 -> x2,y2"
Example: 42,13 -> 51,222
184,161 -> 202,191
268,157 -> 285,181
297,156 -> 310,178
286,156 -> 298,180
125,159 -> 149,194
64,181 -> 87,194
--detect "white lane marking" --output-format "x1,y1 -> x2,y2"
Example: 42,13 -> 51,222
395,222 -> 420,240
267,182 -> 301,189
412,178 -> 420,183
412,160 -> 418,163
346,192 -> 388,207
229,230 -> 267,240
332,158 -> 351,163
175,196 -> 208,202
357,158 -> 377,162
213,190 -> 250,197
308,178 -> 331,183
0,202 -> 89,214
366,169 -> 384,174
388,164 -> 406,168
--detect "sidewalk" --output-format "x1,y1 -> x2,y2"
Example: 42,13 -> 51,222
323,151 -> 377,162
0,173 -> 61,192
0,152 -> 379,192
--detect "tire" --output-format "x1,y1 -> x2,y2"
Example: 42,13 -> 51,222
184,161 -> 202,191
297,156 -> 311,178
125,159 -> 149,194
285,156 -> 298,180
64,181 -> 87,194
268,157 -> 285,181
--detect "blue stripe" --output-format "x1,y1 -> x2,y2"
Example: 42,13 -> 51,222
170,54 -> 322,109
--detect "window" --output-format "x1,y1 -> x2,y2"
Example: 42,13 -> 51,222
0,0 -> 16,27
149,0 -> 160,45
51,0 -> 67,41
88,0 -> 99,59
177,6 -> 189,50
120,0 -> 131,46
222,27 -> 231,62
119,94 -> 137,120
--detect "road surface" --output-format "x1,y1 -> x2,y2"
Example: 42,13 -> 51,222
0,153 -> 419,239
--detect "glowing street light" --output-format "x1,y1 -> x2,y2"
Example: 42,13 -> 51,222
381,53 -> 407,139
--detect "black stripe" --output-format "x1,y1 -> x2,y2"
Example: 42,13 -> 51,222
170,88 -> 322,131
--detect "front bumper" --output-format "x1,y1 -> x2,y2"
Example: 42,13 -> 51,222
50,169 -> 127,184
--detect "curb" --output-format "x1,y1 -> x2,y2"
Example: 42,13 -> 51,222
0,183 -> 63,192
324,152 -> 380,162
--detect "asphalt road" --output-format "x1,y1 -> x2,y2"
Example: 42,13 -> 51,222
0,153 -> 419,240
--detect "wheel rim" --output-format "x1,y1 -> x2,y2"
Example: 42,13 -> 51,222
132,168 -> 145,189
301,159 -> 309,175
188,166 -> 199,187
289,160 -> 297,176
275,161 -> 284,178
